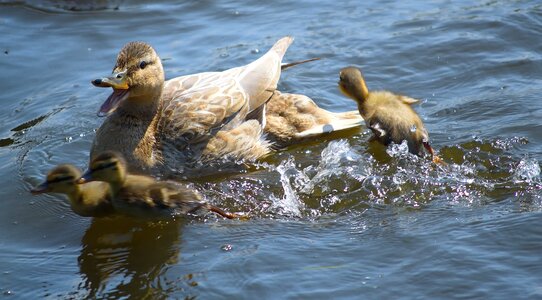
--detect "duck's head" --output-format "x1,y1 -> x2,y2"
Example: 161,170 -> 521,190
79,151 -> 127,184
92,42 -> 165,117
31,165 -> 81,195
338,66 -> 369,102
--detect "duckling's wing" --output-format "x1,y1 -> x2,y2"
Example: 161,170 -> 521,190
148,181 -> 203,214
398,95 -> 420,105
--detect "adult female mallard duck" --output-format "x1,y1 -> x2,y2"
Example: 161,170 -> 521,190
91,37 -> 363,177
338,66 -> 441,162
31,165 -> 115,217
78,151 -> 241,219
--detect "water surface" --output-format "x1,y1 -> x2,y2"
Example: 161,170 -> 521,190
1,0 -> 541,298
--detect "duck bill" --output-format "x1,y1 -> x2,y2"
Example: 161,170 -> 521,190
98,89 -> 130,117
31,182 -> 50,194
77,170 -> 94,184
92,72 -> 130,117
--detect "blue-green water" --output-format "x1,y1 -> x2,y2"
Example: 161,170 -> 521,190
1,0 -> 541,298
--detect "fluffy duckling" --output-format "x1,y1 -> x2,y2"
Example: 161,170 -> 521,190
79,151 -> 240,219
31,165 -> 114,217
338,66 -> 440,161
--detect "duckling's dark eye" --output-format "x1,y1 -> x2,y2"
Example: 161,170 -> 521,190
139,61 -> 148,69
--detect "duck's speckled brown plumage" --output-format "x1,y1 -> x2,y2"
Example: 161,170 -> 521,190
80,151 -> 240,219
31,165 -> 115,218
338,66 -> 437,158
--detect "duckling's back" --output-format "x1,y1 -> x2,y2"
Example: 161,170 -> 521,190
364,91 -> 428,155
113,174 -> 203,218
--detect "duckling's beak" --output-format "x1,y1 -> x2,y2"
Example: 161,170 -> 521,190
31,181 -> 50,194
77,170 -> 94,184
92,70 -> 130,117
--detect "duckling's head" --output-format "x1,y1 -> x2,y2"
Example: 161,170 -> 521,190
79,151 -> 127,184
92,42 -> 165,117
338,66 -> 369,102
31,165 -> 81,195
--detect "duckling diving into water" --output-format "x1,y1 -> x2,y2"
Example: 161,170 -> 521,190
78,151 -> 241,219
338,66 -> 441,162
91,37 -> 362,177
31,165 -> 115,217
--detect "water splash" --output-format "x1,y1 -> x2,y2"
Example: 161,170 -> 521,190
301,140 -> 369,194
513,157 -> 541,183
271,157 -> 306,216
386,140 -> 411,158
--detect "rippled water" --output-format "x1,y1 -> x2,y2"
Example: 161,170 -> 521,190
1,0 -> 542,298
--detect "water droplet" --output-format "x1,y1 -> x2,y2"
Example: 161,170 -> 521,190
79,133 -> 84,137
220,244 -> 233,252
410,125 -> 417,133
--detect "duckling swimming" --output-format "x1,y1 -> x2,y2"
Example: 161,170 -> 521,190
79,151 -> 240,219
338,66 -> 440,161
91,37 -> 363,177
31,165 -> 115,217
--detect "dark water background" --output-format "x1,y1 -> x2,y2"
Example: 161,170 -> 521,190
1,0 -> 541,299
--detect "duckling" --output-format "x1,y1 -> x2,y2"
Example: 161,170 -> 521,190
79,151 -> 240,219
338,66 -> 440,161
31,165 -> 115,217
265,91 -> 363,147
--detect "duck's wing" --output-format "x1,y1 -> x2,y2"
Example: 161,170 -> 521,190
265,91 -> 364,147
158,37 -> 293,148
159,72 -> 248,147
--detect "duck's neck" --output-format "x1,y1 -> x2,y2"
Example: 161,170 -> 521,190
117,91 -> 162,121
93,89 -> 164,173
107,171 -> 127,196
352,80 -> 370,115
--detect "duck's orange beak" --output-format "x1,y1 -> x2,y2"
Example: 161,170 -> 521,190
92,70 -> 130,117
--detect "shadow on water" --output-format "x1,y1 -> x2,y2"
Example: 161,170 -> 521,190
62,217 -> 199,299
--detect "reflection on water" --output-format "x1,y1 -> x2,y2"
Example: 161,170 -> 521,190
74,217 -> 197,299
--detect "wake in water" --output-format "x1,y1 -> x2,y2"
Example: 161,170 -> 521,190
201,137 -> 541,218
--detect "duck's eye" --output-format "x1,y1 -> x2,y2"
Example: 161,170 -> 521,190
139,61 -> 148,69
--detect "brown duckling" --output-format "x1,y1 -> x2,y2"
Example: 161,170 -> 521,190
78,151 -> 240,219
338,66 -> 441,162
31,165 -> 115,217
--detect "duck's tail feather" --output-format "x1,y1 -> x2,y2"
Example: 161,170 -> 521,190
281,57 -> 321,71
294,112 -> 364,139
